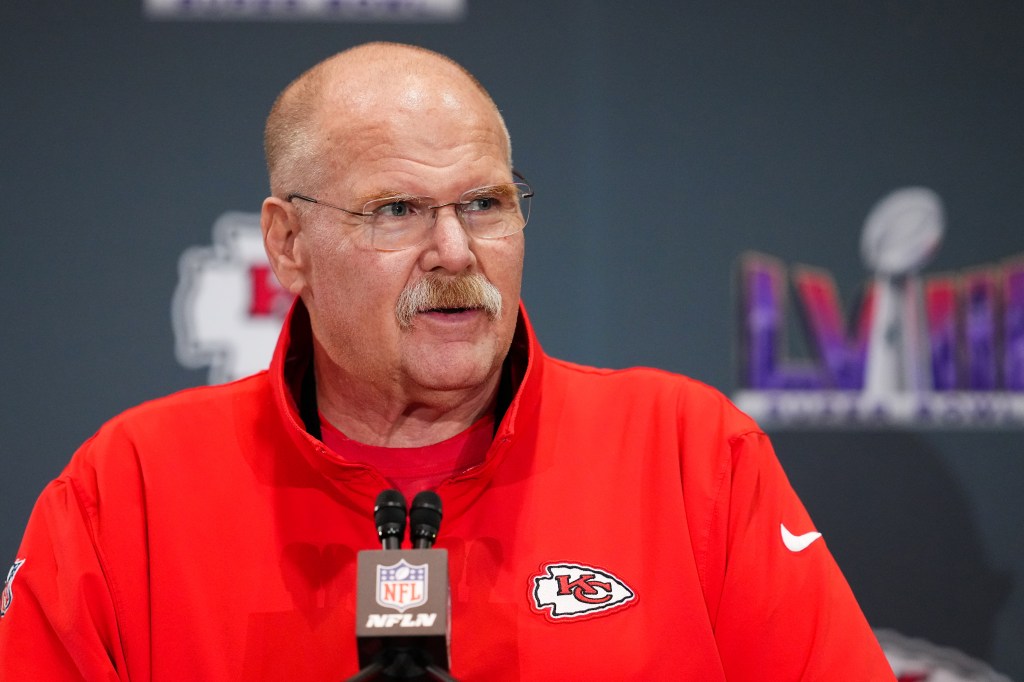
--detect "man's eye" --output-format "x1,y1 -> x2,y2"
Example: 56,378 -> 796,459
376,201 -> 413,218
464,196 -> 500,212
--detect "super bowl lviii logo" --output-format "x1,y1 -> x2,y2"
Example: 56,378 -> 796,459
733,187 -> 1024,427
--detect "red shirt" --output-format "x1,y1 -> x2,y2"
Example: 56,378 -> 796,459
320,413 -> 494,501
0,301 -> 894,680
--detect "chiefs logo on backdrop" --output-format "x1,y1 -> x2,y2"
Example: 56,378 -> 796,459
530,562 -> 636,622
173,212 -> 292,384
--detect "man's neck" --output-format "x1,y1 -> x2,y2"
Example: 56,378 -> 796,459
312,356 -> 501,448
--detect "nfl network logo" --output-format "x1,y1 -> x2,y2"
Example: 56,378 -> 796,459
376,559 -> 428,613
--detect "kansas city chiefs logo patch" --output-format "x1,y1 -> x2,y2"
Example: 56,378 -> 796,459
530,562 -> 637,622
2,558 -> 25,619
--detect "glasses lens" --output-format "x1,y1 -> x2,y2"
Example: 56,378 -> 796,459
462,183 -> 532,239
363,196 -> 433,251
359,182 -> 534,250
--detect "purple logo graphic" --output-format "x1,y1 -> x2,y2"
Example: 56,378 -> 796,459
143,0 -> 466,21
734,188 -> 1024,427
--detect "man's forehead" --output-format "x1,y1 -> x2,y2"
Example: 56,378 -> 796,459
312,73 -> 508,169
319,66 -> 491,123
271,43 -> 513,194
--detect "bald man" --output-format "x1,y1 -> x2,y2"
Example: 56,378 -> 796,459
262,43 -> 523,452
0,44 -> 895,680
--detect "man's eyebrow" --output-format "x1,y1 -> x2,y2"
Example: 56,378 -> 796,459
354,181 -> 514,205
462,183 -> 517,198
355,189 -> 424,205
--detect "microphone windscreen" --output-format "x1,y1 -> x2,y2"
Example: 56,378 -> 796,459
374,489 -> 407,547
410,491 -> 442,548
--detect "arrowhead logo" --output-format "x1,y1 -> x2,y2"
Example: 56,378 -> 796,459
781,523 -> 822,552
530,562 -> 637,622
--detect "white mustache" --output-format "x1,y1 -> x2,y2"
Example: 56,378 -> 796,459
394,272 -> 503,328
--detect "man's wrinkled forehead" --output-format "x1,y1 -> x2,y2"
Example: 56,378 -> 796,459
310,48 -> 510,157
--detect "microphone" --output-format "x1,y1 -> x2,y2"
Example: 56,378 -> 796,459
351,490 -> 456,681
374,489 -> 407,550
410,491 -> 443,549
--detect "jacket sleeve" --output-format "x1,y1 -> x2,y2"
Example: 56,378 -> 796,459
0,451 -> 133,680
709,429 -> 895,680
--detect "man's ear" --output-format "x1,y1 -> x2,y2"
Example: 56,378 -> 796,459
261,196 -> 307,295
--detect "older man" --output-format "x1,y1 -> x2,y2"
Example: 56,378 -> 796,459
0,43 -> 894,680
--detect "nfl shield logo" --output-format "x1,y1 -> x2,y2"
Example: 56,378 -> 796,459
376,559 -> 428,613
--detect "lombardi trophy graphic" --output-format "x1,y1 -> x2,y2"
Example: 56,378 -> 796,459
861,187 -> 945,398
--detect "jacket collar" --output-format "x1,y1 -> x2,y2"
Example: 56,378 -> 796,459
267,298 -> 544,512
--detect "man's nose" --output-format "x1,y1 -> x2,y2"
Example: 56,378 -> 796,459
424,204 -> 474,272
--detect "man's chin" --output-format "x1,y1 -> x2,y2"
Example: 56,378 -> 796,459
403,347 -> 502,394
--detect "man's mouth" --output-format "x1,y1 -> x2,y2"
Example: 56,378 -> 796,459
423,306 -> 477,315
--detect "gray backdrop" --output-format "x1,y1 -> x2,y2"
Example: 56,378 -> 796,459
3,1 -> 1022,677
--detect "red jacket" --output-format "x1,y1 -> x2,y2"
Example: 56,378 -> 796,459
0,302 -> 893,680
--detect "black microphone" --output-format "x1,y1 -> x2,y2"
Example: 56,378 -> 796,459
374,489 -> 407,550
351,490 -> 457,681
410,491 -> 443,549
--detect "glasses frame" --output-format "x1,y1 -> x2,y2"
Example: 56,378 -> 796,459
287,170 -> 534,251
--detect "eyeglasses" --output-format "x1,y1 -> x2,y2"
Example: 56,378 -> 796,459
287,171 -> 534,252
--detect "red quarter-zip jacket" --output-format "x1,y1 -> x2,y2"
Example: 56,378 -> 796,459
0,301 -> 894,680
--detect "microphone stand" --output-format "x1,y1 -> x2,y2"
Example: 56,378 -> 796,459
349,491 -> 459,682
345,647 -> 459,682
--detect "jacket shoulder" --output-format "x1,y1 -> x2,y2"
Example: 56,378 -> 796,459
541,356 -> 762,438
62,372 -> 273,479
111,371 -> 271,430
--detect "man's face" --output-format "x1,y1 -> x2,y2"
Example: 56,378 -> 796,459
292,81 -> 524,405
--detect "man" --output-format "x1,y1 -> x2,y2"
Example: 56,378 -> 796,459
0,43 -> 895,679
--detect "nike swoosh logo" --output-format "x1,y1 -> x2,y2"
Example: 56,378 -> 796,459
781,523 -> 822,552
